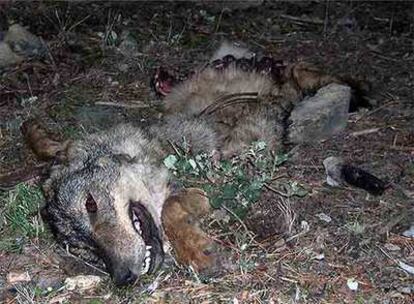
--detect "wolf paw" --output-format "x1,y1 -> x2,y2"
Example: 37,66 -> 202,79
162,188 -> 224,275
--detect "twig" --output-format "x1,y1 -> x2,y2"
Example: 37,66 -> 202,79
350,128 -> 381,137
367,45 -> 402,62
167,140 -> 183,157
323,0 -> 330,37
389,146 -> 414,152
68,14 -> 91,32
95,101 -> 150,109
280,14 -> 324,25
221,205 -> 254,241
356,100 -> 398,122
264,183 -> 289,197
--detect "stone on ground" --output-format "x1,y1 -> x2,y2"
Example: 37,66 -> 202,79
4,24 -> 47,58
288,83 -> 351,144
0,41 -> 23,67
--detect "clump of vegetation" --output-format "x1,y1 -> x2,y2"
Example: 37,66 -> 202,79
0,184 -> 47,253
164,141 -> 308,219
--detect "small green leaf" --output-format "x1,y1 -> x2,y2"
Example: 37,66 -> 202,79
163,155 -> 178,169
188,159 -> 197,170
253,141 -> 267,151
274,153 -> 289,166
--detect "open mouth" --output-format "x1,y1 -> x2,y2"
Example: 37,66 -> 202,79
151,68 -> 174,97
129,201 -> 164,275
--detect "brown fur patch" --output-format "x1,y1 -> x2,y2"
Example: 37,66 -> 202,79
21,119 -> 70,161
162,188 -> 222,274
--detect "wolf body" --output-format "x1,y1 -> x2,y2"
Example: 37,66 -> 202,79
36,43 -> 362,285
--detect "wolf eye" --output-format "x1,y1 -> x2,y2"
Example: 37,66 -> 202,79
85,194 -> 97,213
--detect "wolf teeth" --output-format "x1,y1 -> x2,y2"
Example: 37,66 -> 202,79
133,220 -> 142,234
141,256 -> 151,274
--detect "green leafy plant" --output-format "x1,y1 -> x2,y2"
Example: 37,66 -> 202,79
163,141 -> 307,219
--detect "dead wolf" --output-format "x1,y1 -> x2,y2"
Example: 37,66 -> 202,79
22,43 -> 368,286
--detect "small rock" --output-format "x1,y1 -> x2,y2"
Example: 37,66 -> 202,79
398,285 -> 414,294
49,294 -> 72,304
4,24 -> 47,58
7,272 -> 31,285
323,156 -> 386,195
288,83 -> 351,144
398,261 -> 414,275
402,225 -> 414,238
384,243 -> 401,251
118,63 -> 129,72
315,212 -> 332,223
314,253 -> 325,260
323,156 -> 344,187
212,209 -> 231,223
118,30 -> 138,57
346,278 -> 359,291
64,275 -> 102,291
0,41 -> 23,67
36,273 -> 64,290
301,220 -> 310,232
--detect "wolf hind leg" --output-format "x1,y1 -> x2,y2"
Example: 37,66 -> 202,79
290,62 -> 371,111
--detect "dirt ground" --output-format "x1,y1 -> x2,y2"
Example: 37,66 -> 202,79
0,1 -> 413,303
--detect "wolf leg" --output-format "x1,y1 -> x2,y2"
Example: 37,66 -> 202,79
162,188 -> 223,275
289,62 -> 343,93
21,119 -> 70,161
289,62 -> 370,111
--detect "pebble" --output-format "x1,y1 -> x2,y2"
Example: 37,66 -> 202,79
64,275 -> 102,291
6,271 -> 31,285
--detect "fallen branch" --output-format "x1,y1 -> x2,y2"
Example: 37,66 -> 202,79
280,14 -> 324,25
95,101 -> 150,109
350,128 -> 381,137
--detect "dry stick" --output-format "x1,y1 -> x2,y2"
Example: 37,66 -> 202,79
356,100 -> 398,122
220,205 -> 256,245
264,183 -> 289,197
389,146 -> 414,152
279,14 -> 324,25
323,0 -> 330,38
95,101 -> 150,109
350,128 -> 381,137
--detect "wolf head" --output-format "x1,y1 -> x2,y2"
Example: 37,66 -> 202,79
42,125 -> 170,286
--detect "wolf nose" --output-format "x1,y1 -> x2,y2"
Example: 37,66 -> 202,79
115,270 -> 138,286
